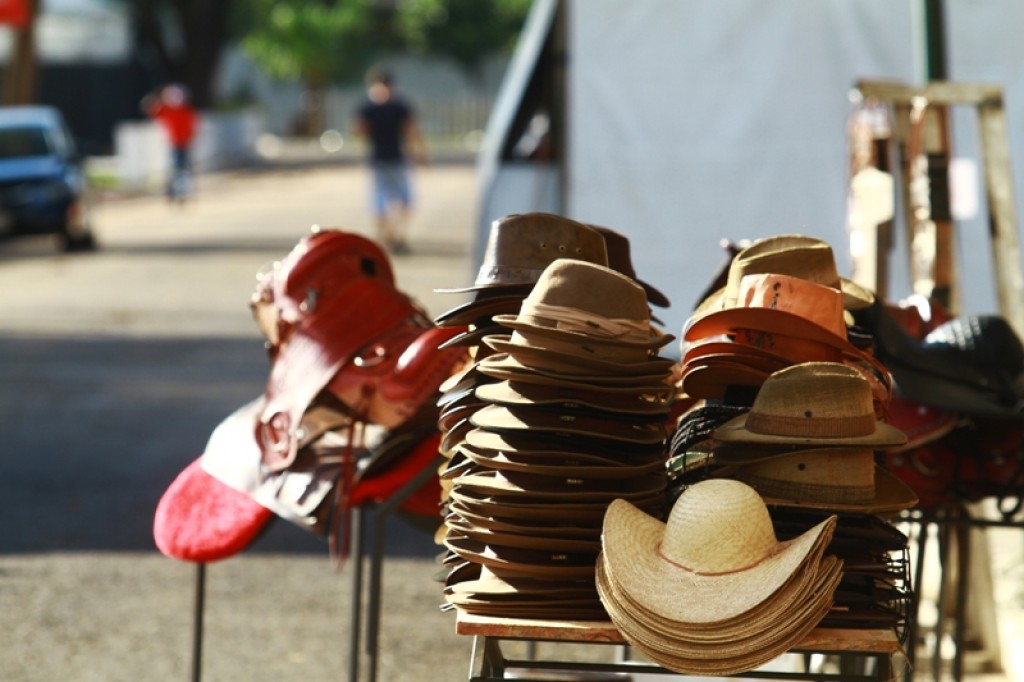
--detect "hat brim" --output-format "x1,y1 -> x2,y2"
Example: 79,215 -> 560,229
492,314 -> 674,349
733,464 -> 920,514
469,403 -> 668,445
478,353 -> 674,390
484,334 -> 676,375
600,498 -> 834,623
434,293 -> 529,327
683,307 -> 849,349
712,410 -> 908,448
475,379 -> 671,416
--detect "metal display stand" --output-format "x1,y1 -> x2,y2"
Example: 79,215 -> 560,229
456,612 -> 903,682
185,454 -> 444,682
848,79 -> 1024,681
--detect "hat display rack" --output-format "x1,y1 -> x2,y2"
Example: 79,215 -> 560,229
152,220 -> 936,679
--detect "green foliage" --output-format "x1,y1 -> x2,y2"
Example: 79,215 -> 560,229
395,0 -> 533,75
239,0 -> 382,86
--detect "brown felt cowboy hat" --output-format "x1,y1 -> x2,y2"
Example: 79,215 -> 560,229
712,362 -> 906,447
491,259 -> 673,348
588,223 -> 671,308
697,233 -> 875,314
456,441 -> 666,478
483,332 -> 676,375
435,213 -> 608,293
469,403 -> 669,444
475,378 -> 671,415
720,446 -> 919,514
477,353 -> 674,393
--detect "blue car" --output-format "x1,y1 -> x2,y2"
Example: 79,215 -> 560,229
0,105 -> 95,251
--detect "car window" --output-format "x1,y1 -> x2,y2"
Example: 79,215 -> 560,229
0,126 -> 54,159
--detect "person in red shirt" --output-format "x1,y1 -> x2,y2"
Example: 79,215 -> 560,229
142,83 -> 198,201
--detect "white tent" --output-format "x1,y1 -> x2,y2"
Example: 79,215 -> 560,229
478,0 -> 1024,349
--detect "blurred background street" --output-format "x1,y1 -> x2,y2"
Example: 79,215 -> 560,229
0,159 -> 482,682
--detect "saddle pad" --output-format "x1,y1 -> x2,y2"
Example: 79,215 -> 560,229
153,456 -> 274,563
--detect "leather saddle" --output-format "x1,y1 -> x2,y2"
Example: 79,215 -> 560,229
854,299 -> 1024,418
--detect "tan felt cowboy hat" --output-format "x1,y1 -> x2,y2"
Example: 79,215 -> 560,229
469,403 -> 669,444
697,233 -> 875,314
476,378 -> 671,416
444,517 -> 603,553
449,484 -> 665,523
443,535 -> 599,579
713,362 -> 906,447
484,332 -> 676,376
464,425 -> 668,461
452,467 -> 667,501
445,502 -> 603,540
600,478 -> 836,624
720,446 -> 919,514
588,223 -> 672,308
435,213 -> 609,293
456,441 -> 666,479
478,352 -> 674,389
492,259 -> 674,348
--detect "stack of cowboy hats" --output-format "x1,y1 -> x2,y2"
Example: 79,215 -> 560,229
597,477 -> 842,675
670,361 -> 918,633
432,213 -> 611,463
677,234 -> 889,415
439,257 -> 676,618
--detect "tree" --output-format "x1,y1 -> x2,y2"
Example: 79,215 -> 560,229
394,0 -> 532,80
132,0 -> 232,109
238,0 -> 386,134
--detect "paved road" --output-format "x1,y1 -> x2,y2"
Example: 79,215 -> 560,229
0,162 -> 485,682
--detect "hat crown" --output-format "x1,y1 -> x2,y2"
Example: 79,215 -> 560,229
522,259 -> 649,321
474,213 -> 608,287
746,362 -> 875,437
660,479 -> 778,574
736,273 -> 847,338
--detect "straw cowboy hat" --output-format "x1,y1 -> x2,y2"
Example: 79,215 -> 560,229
712,362 -> 906,447
697,233 -> 875,314
435,213 -> 608,294
716,446 -> 919,513
599,478 -> 837,624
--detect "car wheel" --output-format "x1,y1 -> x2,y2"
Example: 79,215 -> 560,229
60,228 -> 97,252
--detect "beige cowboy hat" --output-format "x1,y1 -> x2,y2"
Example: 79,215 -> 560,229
477,352 -> 675,393
713,362 -> 906,447
600,478 -> 836,624
483,331 -> 676,375
697,233 -> 875,314
719,446 -> 919,514
469,403 -> 669,445
475,378 -> 671,416
492,259 -> 674,349
435,213 -> 608,293
595,555 -> 842,675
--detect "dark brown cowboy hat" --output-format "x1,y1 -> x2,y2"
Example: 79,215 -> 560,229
435,213 -> 608,293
